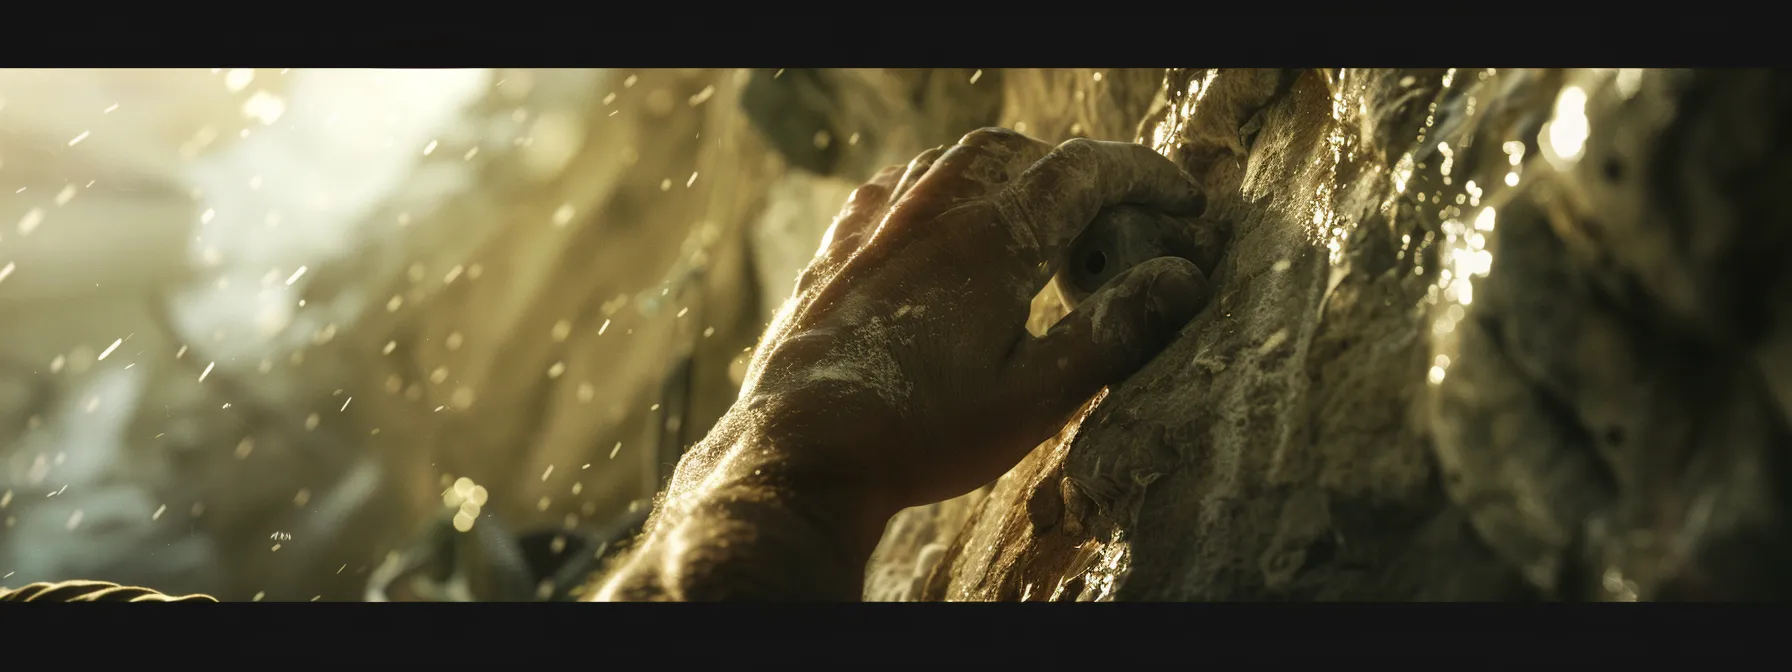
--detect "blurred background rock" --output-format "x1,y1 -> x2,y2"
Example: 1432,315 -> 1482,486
0,67 -> 1020,601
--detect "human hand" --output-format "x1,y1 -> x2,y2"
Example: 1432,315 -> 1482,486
686,127 -> 1210,526
596,128 -> 1212,600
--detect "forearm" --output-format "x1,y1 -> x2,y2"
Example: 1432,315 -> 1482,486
592,430 -> 891,601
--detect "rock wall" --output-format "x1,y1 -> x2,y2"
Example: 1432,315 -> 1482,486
866,68 -> 1792,601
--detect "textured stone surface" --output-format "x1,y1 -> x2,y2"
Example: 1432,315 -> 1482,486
865,68 -> 1792,601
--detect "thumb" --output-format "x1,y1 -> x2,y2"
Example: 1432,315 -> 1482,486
1003,256 -> 1211,428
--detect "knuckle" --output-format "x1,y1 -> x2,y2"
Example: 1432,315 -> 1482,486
959,127 -> 1015,147
848,183 -> 888,204
1057,137 -> 1101,156
907,147 -> 945,171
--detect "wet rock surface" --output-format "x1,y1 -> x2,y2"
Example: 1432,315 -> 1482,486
865,68 -> 1792,601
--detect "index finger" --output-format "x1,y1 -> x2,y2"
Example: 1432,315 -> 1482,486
992,138 -> 1206,283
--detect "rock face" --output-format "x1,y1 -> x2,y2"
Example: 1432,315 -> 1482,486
865,68 -> 1792,601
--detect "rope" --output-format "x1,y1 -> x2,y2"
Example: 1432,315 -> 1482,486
0,580 -> 217,602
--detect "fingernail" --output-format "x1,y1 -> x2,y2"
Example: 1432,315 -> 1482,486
1147,264 -> 1210,328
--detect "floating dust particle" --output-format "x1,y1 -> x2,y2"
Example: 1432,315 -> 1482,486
583,463 -> 592,470
252,592 -> 265,602
423,140 -> 438,156
813,130 -> 831,149
55,184 -> 76,205
542,465 -> 555,481
450,385 -> 475,409
305,413 -> 320,430
688,85 -> 716,106
340,397 -> 351,412
310,596 -> 320,602
466,264 -> 483,280
199,361 -> 216,382
152,504 -> 164,520
550,536 -> 567,554
0,490 -> 9,509
68,131 -> 90,146
703,327 -> 715,338
294,489 -> 311,507
235,437 -> 254,459
571,483 -> 583,495
49,355 -> 65,373
551,320 -> 572,342
464,147 -> 479,160
285,266 -> 307,285
338,564 -> 347,575
430,366 -> 449,384
1272,259 -> 1292,272
66,509 -> 83,530
650,403 -> 660,411
1258,329 -> 1290,355
536,496 -> 552,511
577,382 -> 594,402
17,208 -> 44,235
405,383 -> 422,401
547,362 -> 565,379
446,331 -> 464,351
773,69 -> 785,78
536,580 -> 556,600
659,178 -> 672,191
382,341 -> 397,355
0,262 -> 14,285
609,442 -> 622,459
598,319 -> 611,335
97,338 -> 122,360
1014,121 -> 1028,133
969,69 -> 983,84
623,74 -> 637,88
686,172 -> 698,188
444,265 -> 464,283
676,307 -> 689,318
191,503 -> 205,517
602,92 -> 617,105
848,132 -> 860,145
553,204 -> 576,227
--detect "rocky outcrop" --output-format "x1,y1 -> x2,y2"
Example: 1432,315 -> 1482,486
865,68 -> 1792,601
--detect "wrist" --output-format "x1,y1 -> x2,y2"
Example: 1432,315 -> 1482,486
671,415 -> 897,569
